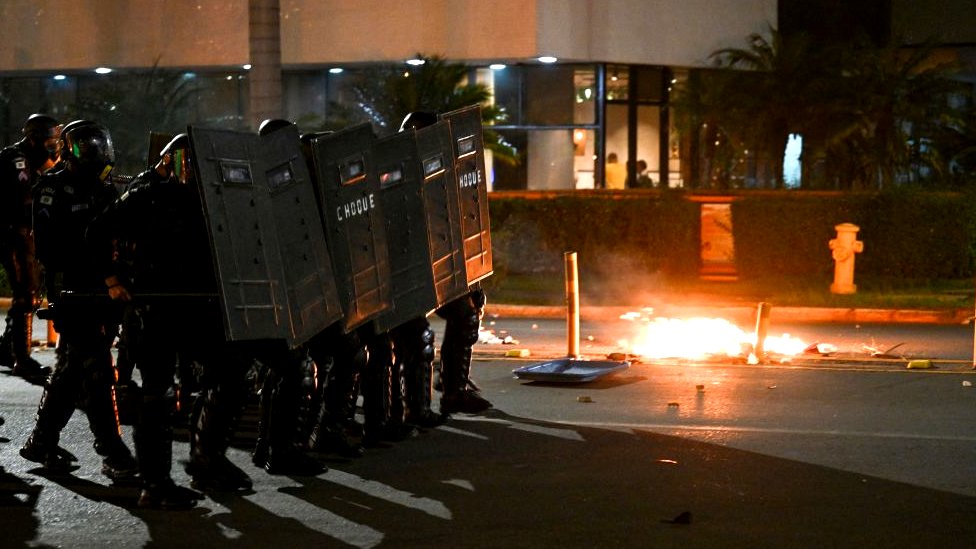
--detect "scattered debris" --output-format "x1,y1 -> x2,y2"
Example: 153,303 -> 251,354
962,380 -> 972,387
577,395 -> 593,403
767,385 -> 777,390
656,459 -> 678,465
906,359 -> 932,369
804,342 -> 837,356
506,349 -> 531,358
869,342 -> 907,359
478,328 -> 520,345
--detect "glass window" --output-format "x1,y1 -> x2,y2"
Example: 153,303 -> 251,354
491,128 -> 597,191
606,65 -> 629,101
491,64 -> 596,126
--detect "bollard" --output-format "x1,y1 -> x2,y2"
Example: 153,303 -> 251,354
754,301 -> 771,360
829,223 -> 864,294
565,251 -> 580,359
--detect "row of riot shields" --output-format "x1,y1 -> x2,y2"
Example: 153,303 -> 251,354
181,105 -> 492,349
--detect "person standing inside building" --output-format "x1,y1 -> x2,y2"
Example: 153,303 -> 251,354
632,159 -> 654,188
0,113 -> 60,380
20,122 -> 138,482
605,152 -> 626,190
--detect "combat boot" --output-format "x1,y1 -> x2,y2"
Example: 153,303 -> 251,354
138,479 -> 203,510
439,343 -> 492,415
309,418 -> 364,458
101,450 -> 140,483
263,445 -> 327,476
20,434 -> 77,472
12,356 -> 51,380
0,318 -> 15,368
440,386 -> 493,415
186,453 -> 253,492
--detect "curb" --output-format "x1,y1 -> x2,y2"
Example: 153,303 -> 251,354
485,303 -> 973,325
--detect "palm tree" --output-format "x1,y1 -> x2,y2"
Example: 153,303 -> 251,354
694,26 -> 827,189
674,26 -> 969,190
820,38 -> 964,189
349,54 -> 518,164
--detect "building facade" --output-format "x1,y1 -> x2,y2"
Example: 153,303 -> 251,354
1,0 -> 972,189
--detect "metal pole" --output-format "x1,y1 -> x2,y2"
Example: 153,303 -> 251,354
972,277 -> 976,369
565,251 -> 580,359
754,301 -> 771,360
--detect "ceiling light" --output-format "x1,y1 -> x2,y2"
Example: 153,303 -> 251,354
94,67 -> 112,74
406,58 -> 426,66
538,56 -> 558,64
489,63 -> 507,70
328,67 -> 343,74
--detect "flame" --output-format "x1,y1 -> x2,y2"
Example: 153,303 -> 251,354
619,313 -> 807,360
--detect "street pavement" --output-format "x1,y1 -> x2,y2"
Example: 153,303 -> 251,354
0,306 -> 975,547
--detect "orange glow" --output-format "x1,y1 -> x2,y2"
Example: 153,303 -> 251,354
619,312 -> 807,361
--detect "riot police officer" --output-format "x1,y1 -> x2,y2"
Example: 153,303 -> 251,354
246,118 -> 329,476
396,112 -> 492,417
88,133 -> 209,508
20,122 -> 139,481
435,288 -> 491,414
0,113 -> 59,379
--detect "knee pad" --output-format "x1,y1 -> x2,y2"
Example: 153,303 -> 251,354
420,327 -> 435,363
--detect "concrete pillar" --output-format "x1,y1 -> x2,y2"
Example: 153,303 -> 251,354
248,0 -> 283,130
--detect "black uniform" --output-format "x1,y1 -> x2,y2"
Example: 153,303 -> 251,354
435,287 -> 491,414
20,123 -> 138,481
0,114 -> 58,379
88,160 -> 212,507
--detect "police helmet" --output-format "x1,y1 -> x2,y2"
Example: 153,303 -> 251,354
398,111 -> 437,132
22,114 -> 60,163
62,123 -> 115,181
258,118 -> 294,136
55,120 -> 95,163
159,133 -> 193,184
23,114 -> 59,142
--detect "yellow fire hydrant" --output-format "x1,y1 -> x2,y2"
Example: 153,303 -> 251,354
829,223 -> 863,294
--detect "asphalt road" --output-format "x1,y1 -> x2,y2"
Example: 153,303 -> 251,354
0,314 -> 975,548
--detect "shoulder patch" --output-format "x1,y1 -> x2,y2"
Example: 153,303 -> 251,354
15,160 -> 26,170
39,195 -> 54,205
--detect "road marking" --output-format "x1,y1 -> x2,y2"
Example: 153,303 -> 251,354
449,415 -> 585,441
557,421 -> 976,442
323,469 -> 452,520
244,489 -> 384,548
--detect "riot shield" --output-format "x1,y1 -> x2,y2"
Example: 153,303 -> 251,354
308,124 -> 392,332
190,126 -> 339,347
439,105 -> 493,284
258,124 -> 344,343
366,125 -> 465,333
414,121 -> 468,306
189,127 -> 286,343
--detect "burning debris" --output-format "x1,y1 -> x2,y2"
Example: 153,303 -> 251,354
617,309 -> 807,362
